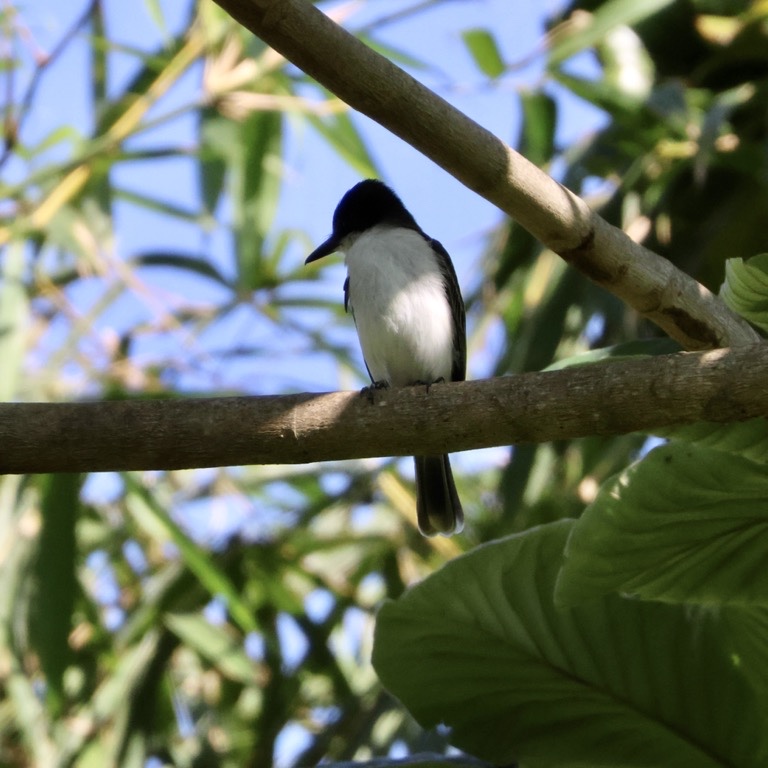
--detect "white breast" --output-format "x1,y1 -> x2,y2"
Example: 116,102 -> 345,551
344,226 -> 454,387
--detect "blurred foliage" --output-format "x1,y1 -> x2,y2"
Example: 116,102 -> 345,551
0,0 -> 767,766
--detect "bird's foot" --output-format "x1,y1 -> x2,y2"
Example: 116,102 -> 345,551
360,379 -> 390,404
411,377 -> 445,393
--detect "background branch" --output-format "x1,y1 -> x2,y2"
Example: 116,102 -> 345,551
211,0 -> 758,351
2,346 -> 766,474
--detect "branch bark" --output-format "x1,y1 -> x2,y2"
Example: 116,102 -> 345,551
210,0 -> 759,351
2,346 -> 767,474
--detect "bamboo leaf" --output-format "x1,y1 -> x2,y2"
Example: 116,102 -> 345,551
29,474 -> 82,715
462,29 -> 505,79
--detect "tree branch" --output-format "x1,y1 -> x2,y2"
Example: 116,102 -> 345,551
2,346 -> 767,474
210,0 -> 758,351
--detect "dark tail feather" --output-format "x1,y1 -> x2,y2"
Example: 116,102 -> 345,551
413,455 -> 463,536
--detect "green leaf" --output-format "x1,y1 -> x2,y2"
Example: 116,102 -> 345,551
373,521 -> 763,767
114,187 -> 202,223
663,418 -> 768,464
90,631 -> 161,722
198,107 -> 234,217
557,443 -> 768,606
131,251 -> 232,288
720,252 -> 768,333
0,241 -> 28,400
164,612 -> 255,683
544,337 -> 681,370
124,476 -> 257,633
518,91 -> 556,167
598,24 -> 654,101
234,109 -> 283,291
552,69 -> 650,114
306,110 -> 380,178
548,0 -> 676,67
317,760 -> 492,768
142,0 -> 168,37
721,606 -> 768,712
462,29 -> 505,79
29,474 -> 81,715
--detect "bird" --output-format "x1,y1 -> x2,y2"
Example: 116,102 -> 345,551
305,179 -> 466,536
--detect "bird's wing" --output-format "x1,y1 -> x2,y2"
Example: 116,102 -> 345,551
343,275 -> 351,313
344,274 -> 376,383
428,237 -> 467,382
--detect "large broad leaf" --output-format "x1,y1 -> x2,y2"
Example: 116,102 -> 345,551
557,443 -> 768,606
663,418 -> 768,464
721,606 -> 768,712
720,252 -> 768,333
373,521 -> 763,767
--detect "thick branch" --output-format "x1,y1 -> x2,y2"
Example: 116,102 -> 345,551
2,347 -> 767,474
210,0 -> 758,351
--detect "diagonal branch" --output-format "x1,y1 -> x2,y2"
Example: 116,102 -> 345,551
210,0 -> 758,351
1,346 -> 767,474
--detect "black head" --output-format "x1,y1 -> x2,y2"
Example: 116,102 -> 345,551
306,179 -> 420,264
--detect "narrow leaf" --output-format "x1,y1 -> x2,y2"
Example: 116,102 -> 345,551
518,90 -> 556,167
164,612 -> 255,683
0,241 -> 28,400
131,251 -> 232,288
124,477 -> 257,633
29,474 -> 81,715
306,111 -> 379,178
548,0 -> 676,67
462,29 -> 505,79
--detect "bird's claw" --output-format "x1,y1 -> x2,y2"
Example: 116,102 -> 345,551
360,380 -> 390,403
412,377 -> 445,393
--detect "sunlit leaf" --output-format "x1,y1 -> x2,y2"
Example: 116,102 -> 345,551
0,242 -> 27,400
544,337 -> 680,370
548,0 -> 676,66
720,252 -> 768,333
142,0 -> 168,36
462,29 -> 505,79
599,25 -> 654,101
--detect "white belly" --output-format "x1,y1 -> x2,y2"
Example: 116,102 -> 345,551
345,227 -> 454,387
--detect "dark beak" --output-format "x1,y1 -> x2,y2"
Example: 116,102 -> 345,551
305,235 -> 340,264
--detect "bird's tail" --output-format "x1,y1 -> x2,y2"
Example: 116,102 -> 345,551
413,454 -> 463,536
